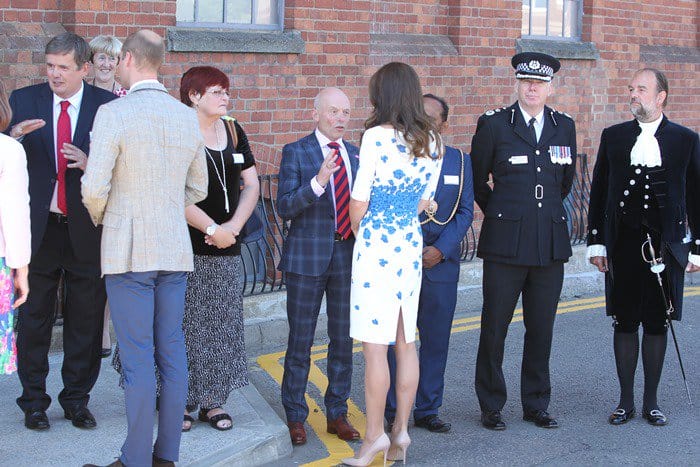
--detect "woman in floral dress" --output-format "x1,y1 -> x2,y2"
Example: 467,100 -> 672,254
343,62 -> 441,466
0,81 -> 31,375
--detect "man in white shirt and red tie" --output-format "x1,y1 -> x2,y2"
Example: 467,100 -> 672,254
277,87 -> 361,445
7,32 -> 116,431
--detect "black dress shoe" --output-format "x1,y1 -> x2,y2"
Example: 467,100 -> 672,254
152,454 -> 175,466
65,406 -> 97,429
415,414 -> 451,433
82,459 -> 123,467
25,410 -> 50,430
642,409 -> 668,426
523,409 -> 558,428
481,410 -> 506,430
608,407 -> 635,425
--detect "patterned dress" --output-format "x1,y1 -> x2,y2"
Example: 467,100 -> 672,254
0,258 -> 18,375
350,126 -> 440,344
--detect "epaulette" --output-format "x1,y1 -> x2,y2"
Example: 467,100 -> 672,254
483,106 -> 507,117
553,109 -> 574,120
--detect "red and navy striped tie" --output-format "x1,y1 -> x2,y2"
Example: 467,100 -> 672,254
328,142 -> 352,239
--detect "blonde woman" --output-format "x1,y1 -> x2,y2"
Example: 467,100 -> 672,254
89,35 -> 127,97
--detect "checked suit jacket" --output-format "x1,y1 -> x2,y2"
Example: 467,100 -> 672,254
277,132 -> 359,276
81,81 -> 208,275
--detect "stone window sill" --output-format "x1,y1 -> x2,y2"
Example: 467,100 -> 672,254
166,27 -> 305,54
516,38 -> 599,60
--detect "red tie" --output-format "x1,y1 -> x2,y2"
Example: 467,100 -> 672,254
328,142 -> 351,240
57,100 -> 71,214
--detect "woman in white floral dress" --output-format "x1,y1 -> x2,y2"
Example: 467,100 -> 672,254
343,62 -> 441,466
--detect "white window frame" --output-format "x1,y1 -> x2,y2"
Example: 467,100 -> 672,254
522,0 -> 582,40
177,0 -> 285,31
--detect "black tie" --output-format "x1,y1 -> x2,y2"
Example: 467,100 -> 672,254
528,117 -> 538,145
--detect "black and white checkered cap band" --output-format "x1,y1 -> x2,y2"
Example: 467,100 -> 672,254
515,62 -> 554,81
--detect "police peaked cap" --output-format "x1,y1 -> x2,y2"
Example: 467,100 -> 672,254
511,52 -> 561,82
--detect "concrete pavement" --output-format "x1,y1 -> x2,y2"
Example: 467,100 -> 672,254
15,244 -> 697,466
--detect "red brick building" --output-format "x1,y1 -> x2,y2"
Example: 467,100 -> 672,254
1,0 -> 698,177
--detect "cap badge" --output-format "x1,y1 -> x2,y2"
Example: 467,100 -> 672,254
528,60 -> 540,70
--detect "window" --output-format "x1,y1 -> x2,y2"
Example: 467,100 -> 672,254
522,0 -> 581,39
176,0 -> 284,30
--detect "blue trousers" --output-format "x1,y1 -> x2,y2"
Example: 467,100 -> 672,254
386,277 -> 458,421
105,271 -> 188,467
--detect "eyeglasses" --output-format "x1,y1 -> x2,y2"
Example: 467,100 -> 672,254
206,89 -> 230,98
93,53 -> 119,64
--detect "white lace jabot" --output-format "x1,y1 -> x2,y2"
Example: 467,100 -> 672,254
630,115 -> 663,167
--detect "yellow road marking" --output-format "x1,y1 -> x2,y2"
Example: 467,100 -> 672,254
256,287 -> 700,466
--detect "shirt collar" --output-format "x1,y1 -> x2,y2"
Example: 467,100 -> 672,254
53,81 -> 84,111
518,104 -> 544,126
315,128 -> 345,151
128,79 -> 161,93
637,113 -> 663,134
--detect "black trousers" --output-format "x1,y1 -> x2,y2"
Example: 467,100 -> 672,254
475,260 -> 564,413
16,215 -> 105,412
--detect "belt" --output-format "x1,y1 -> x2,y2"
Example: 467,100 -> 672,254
48,212 -> 68,223
334,232 -> 351,242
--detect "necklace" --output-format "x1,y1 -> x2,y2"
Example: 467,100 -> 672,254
203,121 -> 229,213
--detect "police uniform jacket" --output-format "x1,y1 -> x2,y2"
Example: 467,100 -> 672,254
471,102 -> 577,266
587,116 -> 700,318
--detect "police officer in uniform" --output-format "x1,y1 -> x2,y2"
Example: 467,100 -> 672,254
587,68 -> 700,426
471,52 -> 577,430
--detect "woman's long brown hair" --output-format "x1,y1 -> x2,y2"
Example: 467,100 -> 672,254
0,81 -> 12,132
364,62 -> 440,159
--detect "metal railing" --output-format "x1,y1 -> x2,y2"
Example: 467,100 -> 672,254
238,154 -> 591,296
563,153 -> 592,244
54,157 -> 591,318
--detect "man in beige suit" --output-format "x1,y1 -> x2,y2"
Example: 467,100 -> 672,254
81,30 -> 207,467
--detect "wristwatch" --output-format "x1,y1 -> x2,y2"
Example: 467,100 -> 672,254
205,223 -> 218,236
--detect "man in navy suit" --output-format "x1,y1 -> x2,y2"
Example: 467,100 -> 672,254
277,87 -> 360,445
7,33 -> 116,431
385,94 -> 474,433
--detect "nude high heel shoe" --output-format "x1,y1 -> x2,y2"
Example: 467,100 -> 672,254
387,430 -> 411,464
341,432 -> 390,466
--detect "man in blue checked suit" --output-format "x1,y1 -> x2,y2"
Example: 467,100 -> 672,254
385,94 -> 474,433
277,87 -> 361,446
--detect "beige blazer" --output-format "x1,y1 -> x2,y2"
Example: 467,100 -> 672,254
81,81 -> 208,275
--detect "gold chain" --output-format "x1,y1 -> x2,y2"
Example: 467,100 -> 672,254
421,149 -> 465,226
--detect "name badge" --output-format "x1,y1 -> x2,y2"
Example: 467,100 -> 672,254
509,155 -> 528,165
443,175 -> 459,185
233,153 -> 244,164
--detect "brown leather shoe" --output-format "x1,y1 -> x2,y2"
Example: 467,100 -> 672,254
327,414 -> 360,441
288,421 -> 307,445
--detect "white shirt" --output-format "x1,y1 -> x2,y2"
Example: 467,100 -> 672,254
127,79 -> 160,93
519,105 -> 544,142
310,129 -> 354,230
50,83 -> 84,214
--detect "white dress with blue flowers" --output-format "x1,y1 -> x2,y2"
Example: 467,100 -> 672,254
349,126 -> 441,344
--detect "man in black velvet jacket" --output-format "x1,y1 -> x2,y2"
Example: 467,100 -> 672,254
587,68 -> 699,426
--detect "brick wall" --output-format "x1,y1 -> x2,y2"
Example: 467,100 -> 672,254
1,0 -> 698,178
